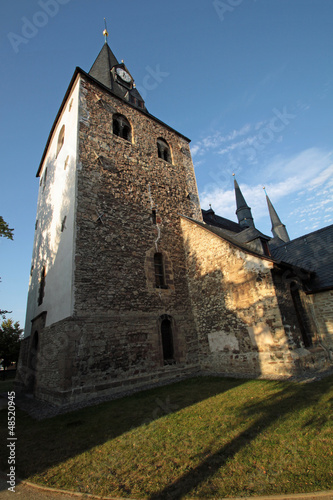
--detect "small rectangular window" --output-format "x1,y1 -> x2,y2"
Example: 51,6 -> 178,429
38,267 -> 46,306
154,253 -> 165,288
61,216 -> 67,232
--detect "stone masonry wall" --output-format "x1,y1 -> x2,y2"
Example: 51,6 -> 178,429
180,217 -> 316,378
310,290 -> 333,354
22,316 -> 200,406
41,75 -> 202,402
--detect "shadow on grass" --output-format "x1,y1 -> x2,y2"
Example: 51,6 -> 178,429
0,377 -> 243,488
0,375 -> 332,498
148,377 -> 333,500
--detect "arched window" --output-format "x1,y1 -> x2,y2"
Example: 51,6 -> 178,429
161,317 -> 174,364
56,125 -> 65,157
113,114 -> 132,142
157,138 -> 171,163
154,253 -> 166,288
38,267 -> 46,306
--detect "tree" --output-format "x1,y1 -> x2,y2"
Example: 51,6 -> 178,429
0,216 -> 14,317
0,319 -> 22,375
0,216 -> 14,240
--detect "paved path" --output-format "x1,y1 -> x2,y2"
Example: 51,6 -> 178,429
0,476 -> 332,500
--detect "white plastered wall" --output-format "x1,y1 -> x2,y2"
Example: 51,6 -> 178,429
24,76 -> 81,336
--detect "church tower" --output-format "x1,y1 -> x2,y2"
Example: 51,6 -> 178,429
18,33 -> 202,405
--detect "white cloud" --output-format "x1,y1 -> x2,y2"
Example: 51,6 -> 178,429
190,144 -> 200,157
199,148 -> 333,235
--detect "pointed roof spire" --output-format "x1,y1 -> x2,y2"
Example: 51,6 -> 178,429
89,40 -> 119,89
233,174 -> 255,228
88,21 -> 147,111
264,187 -> 290,243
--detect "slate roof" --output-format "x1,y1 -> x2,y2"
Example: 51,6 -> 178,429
270,224 -> 333,291
233,227 -> 270,244
89,43 -> 118,89
89,42 -> 147,112
202,209 -> 242,233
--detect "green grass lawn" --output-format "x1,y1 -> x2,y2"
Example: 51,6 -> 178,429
0,375 -> 332,499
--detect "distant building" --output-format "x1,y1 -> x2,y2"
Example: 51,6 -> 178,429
16,36 -> 333,406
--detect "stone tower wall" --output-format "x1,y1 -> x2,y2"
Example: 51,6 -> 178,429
26,75 -> 203,404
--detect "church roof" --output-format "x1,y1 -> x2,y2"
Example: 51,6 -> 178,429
88,41 -> 147,112
202,209 -> 242,233
232,227 -> 270,244
270,224 -> 333,292
233,176 -> 254,228
266,194 -> 283,229
89,42 -> 118,89
234,177 -> 249,211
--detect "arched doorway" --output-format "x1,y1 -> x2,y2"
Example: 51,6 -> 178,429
160,316 -> 175,365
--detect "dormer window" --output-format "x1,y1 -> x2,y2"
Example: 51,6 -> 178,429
56,125 -> 65,158
113,114 -> 132,142
157,138 -> 171,163
261,239 -> 271,256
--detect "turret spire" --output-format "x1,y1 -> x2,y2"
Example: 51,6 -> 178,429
233,174 -> 254,228
264,187 -> 290,243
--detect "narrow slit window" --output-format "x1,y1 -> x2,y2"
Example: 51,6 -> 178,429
154,253 -> 165,288
38,267 -> 46,306
61,216 -> 67,232
64,155 -> 69,170
43,168 -> 48,192
161,318 -> 174,364
56,125 -> 65,157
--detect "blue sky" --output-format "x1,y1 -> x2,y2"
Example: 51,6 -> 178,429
0,0 -> 332,328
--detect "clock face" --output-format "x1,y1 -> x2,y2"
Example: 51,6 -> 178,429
116,68 -> 131,83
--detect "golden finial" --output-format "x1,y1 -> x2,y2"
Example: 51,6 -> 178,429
103,18 -> 109,43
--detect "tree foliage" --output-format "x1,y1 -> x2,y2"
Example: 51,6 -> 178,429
0,216 -> 14,240
0,319 -> 22,369
0,216 -> 14,318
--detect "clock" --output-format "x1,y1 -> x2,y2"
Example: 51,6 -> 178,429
116,67 -> 131,83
